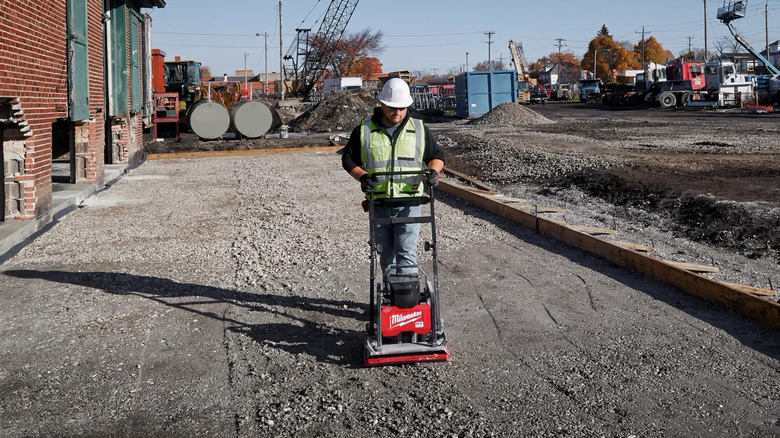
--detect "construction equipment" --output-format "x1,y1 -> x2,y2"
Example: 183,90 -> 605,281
508,40 -> 532,104
601,59 -> 754,109
578,78 -> 602,103
363,170 -> 450,367
163,57 -> 203,112
285,0 -> 360,100
717,0 -> 780,105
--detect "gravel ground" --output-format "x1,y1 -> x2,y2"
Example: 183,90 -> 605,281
0,151 -> 778,437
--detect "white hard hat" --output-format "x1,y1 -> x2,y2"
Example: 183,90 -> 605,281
379,78 -> 414,108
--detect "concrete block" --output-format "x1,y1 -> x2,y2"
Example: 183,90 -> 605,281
5,182 -> 20,199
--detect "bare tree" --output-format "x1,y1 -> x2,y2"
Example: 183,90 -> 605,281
474,60 -> 506,71
712,35 -> 742,57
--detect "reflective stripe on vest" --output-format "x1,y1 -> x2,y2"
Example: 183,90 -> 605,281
360,117 -> 425,198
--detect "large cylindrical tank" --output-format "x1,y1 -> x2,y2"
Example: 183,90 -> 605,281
187,100 -> 229,140
229,100 -> 274,138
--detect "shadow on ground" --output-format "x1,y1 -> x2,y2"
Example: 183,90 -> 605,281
3,269 -> 368,367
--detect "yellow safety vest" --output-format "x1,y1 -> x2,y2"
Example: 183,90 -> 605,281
360,117 -> 426,199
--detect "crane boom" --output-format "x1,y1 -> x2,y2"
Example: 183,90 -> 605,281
292,0 -> 360,99
508,40 -> 526,77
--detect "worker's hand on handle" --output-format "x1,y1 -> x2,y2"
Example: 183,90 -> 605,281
424,168 -> 439,188
360,173 -> 377,192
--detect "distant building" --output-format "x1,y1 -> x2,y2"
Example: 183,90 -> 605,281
204,71 -> 282,96
539,64 -> 560,86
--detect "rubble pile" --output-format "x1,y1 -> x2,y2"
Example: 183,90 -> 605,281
289,90 -> 378,133
467,102 -> 553,126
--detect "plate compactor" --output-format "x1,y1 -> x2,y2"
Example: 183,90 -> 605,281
363,170 -> 450,367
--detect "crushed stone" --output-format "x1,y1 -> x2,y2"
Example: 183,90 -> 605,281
289,90 -> 378,133
467,102 -> 553,126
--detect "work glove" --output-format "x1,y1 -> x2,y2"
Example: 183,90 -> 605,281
360,173 -> 377,193
424,168 -> 439,188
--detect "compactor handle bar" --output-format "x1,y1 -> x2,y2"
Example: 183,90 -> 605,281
368,169 -> 436,178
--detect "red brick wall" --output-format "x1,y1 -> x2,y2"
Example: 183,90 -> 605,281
84,0 -> 106,183
0,0 -> 106,219
0,1 -> 67,218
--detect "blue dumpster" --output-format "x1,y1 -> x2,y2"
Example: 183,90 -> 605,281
455,70 -> 518,118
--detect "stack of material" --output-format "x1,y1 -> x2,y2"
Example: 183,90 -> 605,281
467,102 -> 553,126
290,90 -> 378,133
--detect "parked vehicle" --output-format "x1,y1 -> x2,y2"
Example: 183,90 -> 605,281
600,60 -> 755,109
577,78 -> 602,103
530,85 -> 548,104
550,83 -> 573,100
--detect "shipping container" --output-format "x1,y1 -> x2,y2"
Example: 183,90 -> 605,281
455,70 -> 518,118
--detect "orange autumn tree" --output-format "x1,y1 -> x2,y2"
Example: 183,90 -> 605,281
314,28 -> 385,79
634,36 -> 666,64
351,57 -> 383,80
581,26 -> 639,83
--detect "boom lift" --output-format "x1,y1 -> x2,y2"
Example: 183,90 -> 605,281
717,0 -> 780,105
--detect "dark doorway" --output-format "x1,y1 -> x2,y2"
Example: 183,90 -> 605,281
51,119 -> 74,183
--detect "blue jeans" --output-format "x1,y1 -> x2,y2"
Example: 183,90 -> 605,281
374,205 -> 421,277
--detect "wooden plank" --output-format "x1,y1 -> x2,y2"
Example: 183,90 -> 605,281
566,225 -> 619,235
494,196 -> 529,204
666,262 -> 719,273
512,205 -> 568,214
437,179 -> 780,330
441,168 -> 496,194
721,282 -> 776,297
606,240 -> 655,252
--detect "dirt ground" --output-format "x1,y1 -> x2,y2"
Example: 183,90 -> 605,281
437,103 -> 780,267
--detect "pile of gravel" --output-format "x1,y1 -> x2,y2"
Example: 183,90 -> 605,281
467,102 -> 553,126
290,90 -> 377,133
439,130 -> 616,182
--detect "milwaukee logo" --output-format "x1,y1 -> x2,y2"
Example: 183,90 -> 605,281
390,310 -> 423,330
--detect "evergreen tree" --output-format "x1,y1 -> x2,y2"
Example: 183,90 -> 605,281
597,25 -> 610,37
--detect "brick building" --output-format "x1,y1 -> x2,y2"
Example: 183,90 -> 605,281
0,0 -> 165,221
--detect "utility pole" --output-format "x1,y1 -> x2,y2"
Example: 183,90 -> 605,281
243,52 -> 249,97
704,0 -> 708,61
636,27 -> 648,65
765,3 -> 769,63
466,52 -> 469,72
256,32 -> 269,95
554,38 -> 567,53
279,1 -> 284,101
485,31 -> 495,67
687,36 -> 695,59
758,3 -> 773,66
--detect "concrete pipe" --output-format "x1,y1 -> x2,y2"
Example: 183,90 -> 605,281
229,100 -> 274,138
188,100 -> 230,140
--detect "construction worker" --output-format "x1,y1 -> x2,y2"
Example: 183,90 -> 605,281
342,78 -> 445,277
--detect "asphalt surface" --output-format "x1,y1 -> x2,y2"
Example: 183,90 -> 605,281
0,151 -> 778,437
